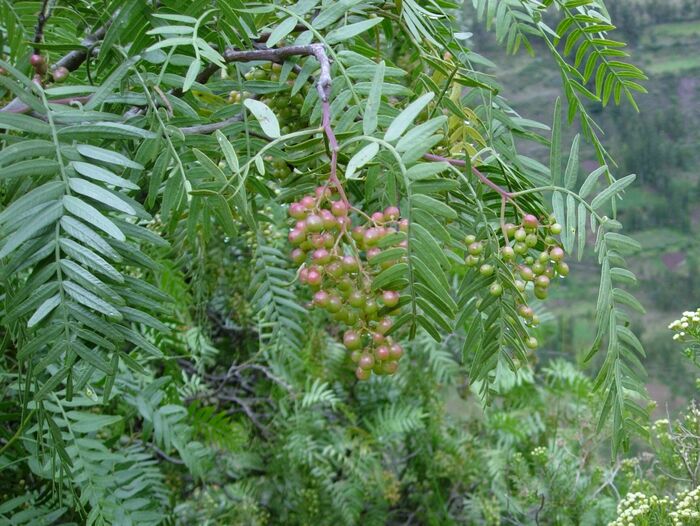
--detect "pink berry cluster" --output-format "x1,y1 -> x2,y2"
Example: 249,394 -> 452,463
27,52 -> 69,82
465,213 -> 569,348
287,187 -> 407,380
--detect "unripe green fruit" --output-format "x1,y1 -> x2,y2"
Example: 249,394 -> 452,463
383,361 -> 398,375
364,299 -> 378,314
514,228 -> 527,242
550,246 -> 565,261
479,264 -> 494,277
344,330 -> 362,350
549,223 -> 562,235
518,304 -> 534,319
465,234 -> 476,244
306,215 -> 323,232
327,295 -> 343,313
326,261 -> 344,278
348,291 -> 365,308
468,242 -> 483,256
534,286 -> 548,300
52,66 -> 69,83
337,277 -> 353,292
465,255 -> 479,267
525,336 -> 538,350
525,234 -> 538,248
525,256 -> 535,266
514,280 -> 526,292
359,353 -> 375,370
331,200 -> 348,216
532,261 -> 545,275
504,223 -> 517,237
341,255 -> 359,273
519,266 -> 534,281
535,275 -> 550,288
346,309 -> 359,325
538,251 -> 550,263
489,283 -> 503,297
501,246 -> 515,261
531,314 -> 540,326
544,235 -> 557,246
556,261 -> 570,276
351,350 -> 362,363
356,367 -> 371,380
514,242 -> 528,255
352,226 -> 365,242
291,248 -> 306,265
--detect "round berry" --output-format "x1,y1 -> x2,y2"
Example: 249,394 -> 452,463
514,280 -> 526,292
364,228 -> 380,246
344,330 -> 362,350
479,264 -> 494,277
367,247 -> 381,260
351,350 -> 362,363
514,242 -> 528,255
326,294 -> 342,313
378,317 -> 393,334
465,255 -> 479,267
331,200 -> 348,217
535,275 -> 550,288
320,210 -> 337,229
500,246 -> 515,261
398,219 -> 409,232
372,332 -> 385,345
326,261 -> 344,278
465,234 -> 476,245
468,242 -> 483,256
382,290 -> 400,307
532,262 -> 545,275
315,186 -> 331,200
376,345 -> 390,361
300,195 -> 316,209
534,286 -> 548,300
518,305 -> 534,319
383,361 -> 398,375
312,248 -> 331,264
384,206 -> 400,221
389,343 -> 403,359
313,290 -> 330,308
550,247 -> 565,261
291,248 -> 306,265
525,234 -> 538,248
525,336 -> 538,350
356,367 -> 371,380
342,255 -> 359,273
514,228 -> 527,242
348,290 -> 365,308
522,214 -> 539,229
364,299 -> 378,315
489,283 -> 503,297
549,223 -> 562,235
306,268 -> 322,286
519,266 -> 534,281
288,229 -> 305,245
371,212 -> 385,223
359,353 -> 375,370
352,226 -> 365,242
306,214 -> 323,232
52,66 -> 69,83
556,261 -> 570,277
504,223 -> 517,237
30,54 -> 45,67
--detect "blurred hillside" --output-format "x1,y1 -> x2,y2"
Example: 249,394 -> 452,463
464,0 -> 700,410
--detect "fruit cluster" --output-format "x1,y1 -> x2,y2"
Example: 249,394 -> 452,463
287,188 -> 406,380
28,53 -> 69,83
465,213 -> 569,347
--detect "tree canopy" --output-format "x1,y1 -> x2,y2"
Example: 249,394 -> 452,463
0,0 -> 657,524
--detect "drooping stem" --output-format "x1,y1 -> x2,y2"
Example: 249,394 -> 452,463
422,153 -> 514,201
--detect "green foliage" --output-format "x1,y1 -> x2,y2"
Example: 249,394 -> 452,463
0,0 -> 653,523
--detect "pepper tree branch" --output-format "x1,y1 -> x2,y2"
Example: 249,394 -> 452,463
33,0 -> 52,53
422,153 -> 514,200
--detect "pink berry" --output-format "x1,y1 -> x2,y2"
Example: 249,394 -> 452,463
389,344 -> 403,359
376,346 -> 390,361
523,214 -> 539,229
384,206 -> 400,221
301,196 -> 315,209
382,290 -> 399,307
331,200 -> 348,217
